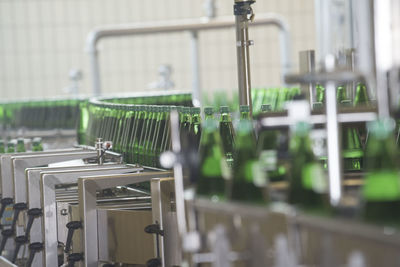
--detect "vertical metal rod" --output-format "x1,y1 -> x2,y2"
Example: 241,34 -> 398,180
374,0 -> 392,118
299,50 -> 315,106
89,50 -> 101,96
190,31 -> 202,107
170,111 -> 187,236
326,81 -> 342,206
235,15 -> 253,112
324,53 -> 342,206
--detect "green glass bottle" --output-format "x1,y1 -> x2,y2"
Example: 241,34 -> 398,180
316,84 -> 325,104
190,107 -> 202,148
0,140 -> 5,153
143,106 -> 159,166
159,106 -> 173,166
7,141 -> 15,153
337,85 -> 347,103
276,88 -> 289,110
362,119 -> 400,224
131,105 -> 146,163
113,105 -> 126,153
78,101 -> 89,145
231,120 -> 265,203
204,107 -> 214,121
136,105 -> 152,165
239,105 -> 251,120
197,118 -> 228,201
152,106 -> 168,167
32,137 -> 43,152
341,100 -> 363,171
288,122 -> 327,209
121,105 -> 136,163
182,107 -> 192,136
353,83 -> 370,146
257,105 -> 286,183
17,138 -> 25,153
219,106 -> 235,168
353,83 -> 370,107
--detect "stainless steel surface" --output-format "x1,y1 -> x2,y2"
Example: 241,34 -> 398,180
191,199 -> 400,267
78,171 -> 172,267
190,31 -> 201,107
97,209 -> 155,264
96,138 -> 103,165
25,164 -> 126,267
373,0 -> 392,118
0,256 -> 17,267
259,111 -> 377,128
235,10 -> 253,111
86,13 -> 291,99
285,70 -> 364,84
168,111 -> 187,238
0,148 -> 83,197
299,50 -> 316,105
40,165 -> 139,267
324,55 -> 342,207
151,178 -> 181,267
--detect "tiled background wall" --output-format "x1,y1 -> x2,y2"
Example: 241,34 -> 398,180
0,0 -> 316,100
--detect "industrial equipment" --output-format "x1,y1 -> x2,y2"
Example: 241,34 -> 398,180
0,0 -> 399,266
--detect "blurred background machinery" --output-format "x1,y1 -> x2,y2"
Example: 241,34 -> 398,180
0,0 -> 399,266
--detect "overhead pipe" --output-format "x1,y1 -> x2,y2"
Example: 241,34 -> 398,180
86,13 -> 292,106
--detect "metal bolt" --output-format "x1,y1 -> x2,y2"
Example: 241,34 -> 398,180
60,209 -> 68,216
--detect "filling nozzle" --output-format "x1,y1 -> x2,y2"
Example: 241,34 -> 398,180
234,0 -> 256,114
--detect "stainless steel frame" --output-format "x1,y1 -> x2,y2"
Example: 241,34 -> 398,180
25,164 -> 126,267
78,171 -> 172,267
86,13 -> 291,105
40,165 -> 140,267
0,148 -> 83,197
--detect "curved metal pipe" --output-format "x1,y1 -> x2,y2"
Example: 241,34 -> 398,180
86,13 -> 292,102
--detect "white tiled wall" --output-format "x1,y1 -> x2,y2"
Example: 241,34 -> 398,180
0,0 -> 316,100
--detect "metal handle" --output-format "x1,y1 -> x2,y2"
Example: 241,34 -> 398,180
67,253 -> 84,267
26,242 -> 44,267
11,203 -> 27,232
0,229 -> 14,254
146,258 -> 162,267
65,221 -> 82,254
144,223 -> 164,258
11,235 -> 28,263
25,208 -> 42,239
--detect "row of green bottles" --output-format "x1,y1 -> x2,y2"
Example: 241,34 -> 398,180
85,104 -> 175,168
202,87 -> 301,115
0,99 -> 81,130
105,92 -> 192,106
315,83 -> 370,172
197,105 -> 265,203
0,137 -> 42,153
197,101 -> 400,227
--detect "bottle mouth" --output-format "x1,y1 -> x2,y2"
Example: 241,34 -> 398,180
367,118 -> 395,139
